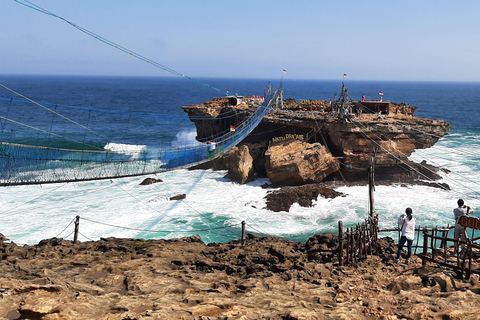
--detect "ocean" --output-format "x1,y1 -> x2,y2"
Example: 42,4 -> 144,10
1,75 -> 480,245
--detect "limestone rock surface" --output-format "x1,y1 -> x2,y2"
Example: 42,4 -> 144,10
265,140 -> 340,185
2,233 -> 480,319
222,145 -> 254,184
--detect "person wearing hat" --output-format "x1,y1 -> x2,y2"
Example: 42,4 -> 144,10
453,199 -> 473,253
395,207 -> 416,264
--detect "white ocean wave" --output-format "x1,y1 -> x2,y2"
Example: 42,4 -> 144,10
171,129 -> 202,147
104,142 -> 146,158
2,131 -> 480,245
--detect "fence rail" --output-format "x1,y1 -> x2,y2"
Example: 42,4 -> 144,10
418,228 -> 480,279
336,217 -> 480,279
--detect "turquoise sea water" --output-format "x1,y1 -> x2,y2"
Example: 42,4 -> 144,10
0,76 -> 479,245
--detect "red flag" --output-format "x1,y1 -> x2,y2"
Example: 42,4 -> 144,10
343,73 -> 347,77
379,91 -> 384,95
230,125 -> 237,132
283,69 -> 287,73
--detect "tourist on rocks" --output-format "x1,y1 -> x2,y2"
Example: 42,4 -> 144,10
395,207 -> 416,264
453,199 -> 473,254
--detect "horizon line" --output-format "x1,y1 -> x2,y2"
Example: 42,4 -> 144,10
1,73 -> 480,84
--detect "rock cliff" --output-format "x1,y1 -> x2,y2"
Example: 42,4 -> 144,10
182,96 -> 451,186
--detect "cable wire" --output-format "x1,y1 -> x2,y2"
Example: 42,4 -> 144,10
81,216 -> 235,233
14,0 -> 227,96
53,217 -> 76,238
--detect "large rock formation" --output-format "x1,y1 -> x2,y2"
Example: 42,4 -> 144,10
182,96 -> 451,185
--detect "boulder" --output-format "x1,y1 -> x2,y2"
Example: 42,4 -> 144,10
265,184 -> 344,212
139,178 -> 163,185
169,194 -> 186,201
265,140 -> 340,185
223,145 -> 254,184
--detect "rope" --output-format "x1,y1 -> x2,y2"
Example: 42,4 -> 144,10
109,179 -> 176,222
0,113 -> 103,151
350,116 -> 480,197
245,222 -> 270,236
63,230 -> 74,240
80,216 -> 235,233
385,122 -> 480,191
0,84 -> 110,144
0,96 -> 252,121
225,181 -> 269,235
14,0 -> 228,96
352,121 -> 450,191
53,217 -> 76,238
0,183 -> 68,218
78,231 -> 94,242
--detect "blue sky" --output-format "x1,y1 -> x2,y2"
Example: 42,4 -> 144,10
2,0 -> 480,81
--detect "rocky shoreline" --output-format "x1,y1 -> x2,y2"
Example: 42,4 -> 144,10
2,233 -> 480,319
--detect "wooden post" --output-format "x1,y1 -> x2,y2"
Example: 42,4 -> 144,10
422,229 -> 428,266
346,227 -> 351,265
338,221 -> 344,266
241,220 -> 246,246
73,215 -> 80,244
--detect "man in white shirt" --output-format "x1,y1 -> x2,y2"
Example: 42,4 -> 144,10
453,199 -> 473,253
395,207 -> 416,265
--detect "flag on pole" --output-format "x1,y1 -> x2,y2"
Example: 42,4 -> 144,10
379,91 -> 384,95
230,125 -> 237,132
283,69 -> 287,73
343,73 -> 347,77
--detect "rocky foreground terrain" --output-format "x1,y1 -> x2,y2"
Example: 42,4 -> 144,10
2,233 -> 480,320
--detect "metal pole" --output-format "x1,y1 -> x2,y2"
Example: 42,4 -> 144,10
73,215 -> 80,244
338,221 -> 344,266
368,164 -> 375,218
241,220 -> 246,246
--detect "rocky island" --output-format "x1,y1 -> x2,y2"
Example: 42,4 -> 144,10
181,86 -> 451,211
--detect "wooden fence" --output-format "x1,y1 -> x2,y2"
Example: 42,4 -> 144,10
338,218 -> 480,279
418,227 -> 480,279
337,215 -> 379,266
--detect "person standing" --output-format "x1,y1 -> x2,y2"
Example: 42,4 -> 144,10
453,199 -> 473,253
207,141 -> 216,160
395,207 -> 416,264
